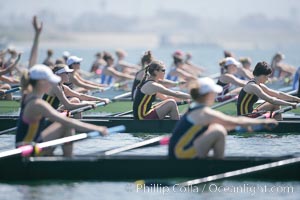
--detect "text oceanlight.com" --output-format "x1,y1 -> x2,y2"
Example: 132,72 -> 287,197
132,183 -> 294,195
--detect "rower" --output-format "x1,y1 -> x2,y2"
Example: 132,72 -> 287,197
237,61 -> 300,120
169,77 -> 277,159
216,57 -> 247,99
133,60 -> 190,120
131,51 -> 184,100
166,51 -> 197,84
101,52 -> 134,87
16,64 -> 108,157
43,64 -> 109,118
67,55 -> 107,93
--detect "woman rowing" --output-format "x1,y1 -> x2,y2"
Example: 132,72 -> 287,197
100,52 -> 134,89
237,61 -> 300,120
166,51 -> 197,83
131,51 -> 186,100
0,53 -> 21,100
66,55 -> 107,93
43,64 -> 110,118
16,64 -> 108,157
216,57 -> 247,101
133,60 -> 190,120
169,77 -> 277,159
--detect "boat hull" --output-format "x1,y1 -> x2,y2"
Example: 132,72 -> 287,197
1,117 -> 300,134
0,155 -> 299,181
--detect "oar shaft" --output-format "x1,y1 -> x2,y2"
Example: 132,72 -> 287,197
178,157 -> 300,187
104,135 -> 168,156
0,87 -> 20,96
212,96 -> 237,109
0,127 -> 17,135
0,125 -> 125,158
69,102 -> 105,115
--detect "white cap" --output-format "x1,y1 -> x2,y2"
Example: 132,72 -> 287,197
198,77 -> 223,95
54,64 -> 74,75
224,57 -> 240,67
67,56 -> 83,66
29,64 -> 61,83
62,51 -> 70,58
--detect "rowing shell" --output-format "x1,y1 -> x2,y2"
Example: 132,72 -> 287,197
1,117 -> 300,134
0,155 -> 298,181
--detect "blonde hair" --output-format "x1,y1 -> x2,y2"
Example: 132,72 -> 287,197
20,69 -> 37,94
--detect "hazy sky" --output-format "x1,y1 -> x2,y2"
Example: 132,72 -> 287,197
1,0 -> 299,22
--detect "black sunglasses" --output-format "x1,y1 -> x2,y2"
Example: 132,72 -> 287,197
158,69 -> 166,72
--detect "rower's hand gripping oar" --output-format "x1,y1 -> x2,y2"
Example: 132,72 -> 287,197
0,125 -> 125,159
257,103 -> 300,119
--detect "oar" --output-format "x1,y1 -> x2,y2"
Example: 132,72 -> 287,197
0,125 -> 125,159
211,95 -> 238,109
103,135 -> 170,156
174,156 -> 300,187
107,100 -> 189,117
0,87 -> 20,96
258,103 -> 300,119
68,102 -> 106,115
112,91 -> 132,101
0,127 -> 17,135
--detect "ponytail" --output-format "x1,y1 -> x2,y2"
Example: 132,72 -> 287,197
20,69 -> 37,94
137,65 -> 149,89
141,51 -> 153,68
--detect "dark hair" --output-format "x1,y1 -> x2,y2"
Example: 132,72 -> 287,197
137,60 -> 164,88
141,51 -> 153,68
224,50 -> 234,58
52,64 -> 66,74
253,61 -> 272,76
47,49 -> 53,56
173,56 -> 183,65
103,52 -> 114,63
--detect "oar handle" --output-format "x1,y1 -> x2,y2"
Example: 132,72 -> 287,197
258,103 -> 300,119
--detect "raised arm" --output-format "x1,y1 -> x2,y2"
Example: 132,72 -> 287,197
28,16 -> 43,68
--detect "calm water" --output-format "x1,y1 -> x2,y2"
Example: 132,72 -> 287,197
1,45 -> 300,199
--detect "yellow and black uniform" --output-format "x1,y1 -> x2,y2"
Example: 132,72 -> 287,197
237,80 -> 259,116
42,86 -> 64,109
169,104 -> 208,159
16,96 -> 46,146
43,94 -> 60,109
133,80 -> 158,120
